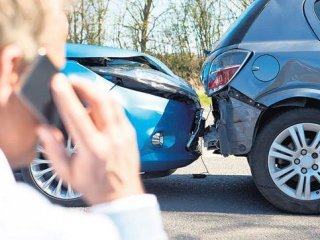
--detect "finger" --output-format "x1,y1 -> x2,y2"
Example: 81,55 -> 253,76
37,125 -> 72,183
71,79 -> 119,131
115,104 -> 135,139
51,74 -> 97,147
109,96 -> 128,125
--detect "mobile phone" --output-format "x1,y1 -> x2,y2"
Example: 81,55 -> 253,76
20,50 -> 61,127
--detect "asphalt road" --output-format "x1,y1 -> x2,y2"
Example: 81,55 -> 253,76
15,108 -> 320,239
15,148 -> 320,239
143,153 -> 320,240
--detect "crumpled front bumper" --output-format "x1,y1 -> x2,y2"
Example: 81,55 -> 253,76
204,89 -> 266,156
187,108 -> 205,153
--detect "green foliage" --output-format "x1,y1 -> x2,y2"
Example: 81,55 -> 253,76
67,0 -> 110,45
197,90 -> 211,107
155,53 -> 205,88
67,0 -> 254,88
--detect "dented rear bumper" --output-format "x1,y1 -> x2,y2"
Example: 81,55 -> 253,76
205,89 -> 266,156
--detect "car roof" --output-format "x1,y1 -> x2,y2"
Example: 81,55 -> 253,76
305,0 -> 320,40
214,0 -> 270,50
214,0 -> 317,52
243,0 -> 315,43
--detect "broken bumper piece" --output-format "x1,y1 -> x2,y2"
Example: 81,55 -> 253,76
204,89 -> 266,156
204,126 -> 219,150
187,109 -> 205,152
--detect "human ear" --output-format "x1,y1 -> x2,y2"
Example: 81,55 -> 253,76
0,45 -> 24,104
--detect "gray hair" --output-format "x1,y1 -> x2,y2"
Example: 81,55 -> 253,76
0,0 -> 67,61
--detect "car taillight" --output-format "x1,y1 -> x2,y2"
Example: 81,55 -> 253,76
205,49 -> 251,95
208,65 -> 240,90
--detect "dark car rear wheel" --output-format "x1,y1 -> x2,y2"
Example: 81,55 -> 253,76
21,137 -> 86,207
249,108 -> 320,214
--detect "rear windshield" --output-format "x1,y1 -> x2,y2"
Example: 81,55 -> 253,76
214,0 -> 270,50
315,0 -> 320,21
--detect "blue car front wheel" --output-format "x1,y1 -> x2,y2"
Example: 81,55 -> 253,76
21,137 -> 85,207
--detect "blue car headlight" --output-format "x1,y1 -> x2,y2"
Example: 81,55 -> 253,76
89,67 -> 200,105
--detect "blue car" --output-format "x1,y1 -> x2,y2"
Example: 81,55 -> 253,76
21,43 -> 203,206
202,0 -> 320,214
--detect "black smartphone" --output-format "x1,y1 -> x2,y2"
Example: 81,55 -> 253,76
20,51 -> 61,127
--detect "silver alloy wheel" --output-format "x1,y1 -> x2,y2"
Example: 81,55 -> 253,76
268,123 -> 320,201
30,137 -> 81,200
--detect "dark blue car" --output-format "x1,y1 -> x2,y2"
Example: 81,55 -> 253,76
202,0 -> 320,214
21,44 -> 203,206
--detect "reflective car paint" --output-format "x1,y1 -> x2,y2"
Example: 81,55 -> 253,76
202,0 -> 320,156
67,43 -> 197,98
64,47 -> 201,172
67,43 -> 175,77
110,85 -> 200,171
213,0 -> 270,51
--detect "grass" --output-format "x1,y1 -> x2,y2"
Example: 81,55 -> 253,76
196,90 -> 211,107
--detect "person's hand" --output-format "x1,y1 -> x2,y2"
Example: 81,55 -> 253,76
37,74 -> 144,205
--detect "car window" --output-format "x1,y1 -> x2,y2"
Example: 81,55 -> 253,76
315,0 -> 320,21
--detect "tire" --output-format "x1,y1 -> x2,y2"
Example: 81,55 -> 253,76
21,167 -> 86,207
249,108 -> 320,214
21,137 -> 86,207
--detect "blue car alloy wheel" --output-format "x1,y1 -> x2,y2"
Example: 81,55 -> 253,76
202,0 -> 320,214
21,43 -> 202,207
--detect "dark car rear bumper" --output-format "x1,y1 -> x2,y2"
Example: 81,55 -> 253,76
204,89 -> 265,156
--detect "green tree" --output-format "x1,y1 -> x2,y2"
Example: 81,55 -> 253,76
67,0 -> 110,45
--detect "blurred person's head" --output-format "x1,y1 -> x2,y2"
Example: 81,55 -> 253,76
0,0 -> 69,168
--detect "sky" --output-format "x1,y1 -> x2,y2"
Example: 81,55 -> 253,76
100,0 -> 248,52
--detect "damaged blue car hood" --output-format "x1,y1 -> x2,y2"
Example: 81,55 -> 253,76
66,43 -> 196,94
66,43 -> 198,103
